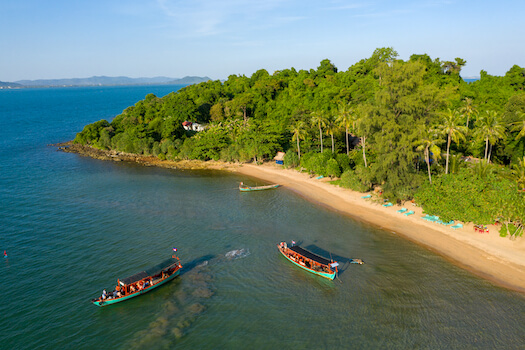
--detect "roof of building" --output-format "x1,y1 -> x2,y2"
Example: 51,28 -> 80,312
273,151 -> 285,161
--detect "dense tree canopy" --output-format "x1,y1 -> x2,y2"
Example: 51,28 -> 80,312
74,48 -> 525,236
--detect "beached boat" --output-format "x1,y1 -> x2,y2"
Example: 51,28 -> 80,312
91,255 -> 182,307
239,182 -> 280,192
277,242 -> 338,280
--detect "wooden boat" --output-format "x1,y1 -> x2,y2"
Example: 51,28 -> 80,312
239,182 -> 280,192
91,255 -> 182,307
277,242 -> 338,280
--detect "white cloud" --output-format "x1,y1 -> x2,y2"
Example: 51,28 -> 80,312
156,0 -> 297,37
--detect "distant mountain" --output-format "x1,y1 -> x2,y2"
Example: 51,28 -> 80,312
13,75 -> 212,87
0,81 -> 24,89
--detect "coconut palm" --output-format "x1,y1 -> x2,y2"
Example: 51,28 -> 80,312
310,111 -> 327,153
510,111 -> 525,156
289,120 -> 307,160
475,110 -> 506,162
325,114 -> 338,153
335,103 -> 355,155
355,104 -> 373,168
435,108 -> 467,174
459,97 -> 477,129
511,157 -> 525,189
416,130 -> 444,184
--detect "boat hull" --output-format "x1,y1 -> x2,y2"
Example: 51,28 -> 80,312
93,269 -> 180,307
239,184 -> 279,192
278,246 -> 336,280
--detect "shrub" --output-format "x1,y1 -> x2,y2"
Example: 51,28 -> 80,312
340,169 -> 372,192
284,150 -> 299,168
326,159 -> 341,178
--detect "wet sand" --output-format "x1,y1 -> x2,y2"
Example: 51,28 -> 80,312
232,163 -> 525,293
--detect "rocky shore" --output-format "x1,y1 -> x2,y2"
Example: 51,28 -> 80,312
55,142 -> 240,170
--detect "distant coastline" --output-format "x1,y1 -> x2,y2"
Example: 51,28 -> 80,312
0,75 -> 212,89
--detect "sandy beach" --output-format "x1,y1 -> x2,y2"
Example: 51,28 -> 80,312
232,162 -> 525,293
60,144 -> 525,293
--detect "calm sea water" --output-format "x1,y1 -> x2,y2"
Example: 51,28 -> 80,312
0,86 -> 524,350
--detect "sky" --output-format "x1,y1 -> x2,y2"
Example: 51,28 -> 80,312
1,0 -> 524,81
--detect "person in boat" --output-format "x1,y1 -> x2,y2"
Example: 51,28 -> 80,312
102,289 -> 107,300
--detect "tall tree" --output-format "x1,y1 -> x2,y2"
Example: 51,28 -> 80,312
511,157 -> 525,189
355,104 -> 373,168
335,103 -> 354,155
290,120 -> 307,160
325,114 -> 337,153
371,60 -> 449,197
475,110 -> 506,161
510,111 -> 525,152
416,129 -> 443,184
435,108 -> 467,174
310,111 -> 327,152
460,97 -> 477,128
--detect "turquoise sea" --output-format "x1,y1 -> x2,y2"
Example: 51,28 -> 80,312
0,86 -> 524,349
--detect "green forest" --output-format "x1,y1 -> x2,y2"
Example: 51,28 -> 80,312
74,48 -> 525,238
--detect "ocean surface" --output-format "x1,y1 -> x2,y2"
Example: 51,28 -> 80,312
0,86 -> 524,350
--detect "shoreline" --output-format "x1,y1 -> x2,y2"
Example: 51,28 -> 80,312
233,163 -> 525,294
58,144 -> 525,293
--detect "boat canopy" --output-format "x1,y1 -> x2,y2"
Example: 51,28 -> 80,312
289,246 -> 331,266
120,257 -> 179,285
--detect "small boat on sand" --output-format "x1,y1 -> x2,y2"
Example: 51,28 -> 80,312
91,255 -> 182,307
278,241 -> 338,280
239,182 -> 280,192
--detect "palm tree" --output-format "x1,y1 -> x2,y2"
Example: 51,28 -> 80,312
511,157 -> 525,189
310,111 -> 327,153
459,97 -> 477,129
355,104 -> 372,168
335,103 -> 355,155
325,114 -> 337,153
510,111 -> 525,157
416,130 -> 443,184
475,110 -> 506,162
435,108 -> 467,174
290,120 -> 306,160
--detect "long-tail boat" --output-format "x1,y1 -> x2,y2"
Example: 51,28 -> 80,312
277,241 -> 338,280
239,182 -> 280,192
91,255 -> 182,307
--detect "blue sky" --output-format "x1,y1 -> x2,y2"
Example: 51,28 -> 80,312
1,0 -> 524,81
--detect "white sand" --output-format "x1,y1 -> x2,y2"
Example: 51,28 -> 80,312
233,163 -> 525,293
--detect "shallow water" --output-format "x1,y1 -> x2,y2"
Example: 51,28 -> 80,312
0,86 -> 524,349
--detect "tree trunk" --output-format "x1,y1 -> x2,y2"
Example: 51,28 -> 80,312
484,137 -> 489,160
345,126 -> 349,155
488,143 -> 492,162
425,147 -> 432,184
319,127 -> 323,153
445,131 -> 451,174
362,136 -> 367,168
331,133 -> 334,153
297,137 -> 301,160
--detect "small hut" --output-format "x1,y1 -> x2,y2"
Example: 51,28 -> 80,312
274,152 -> 285,165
